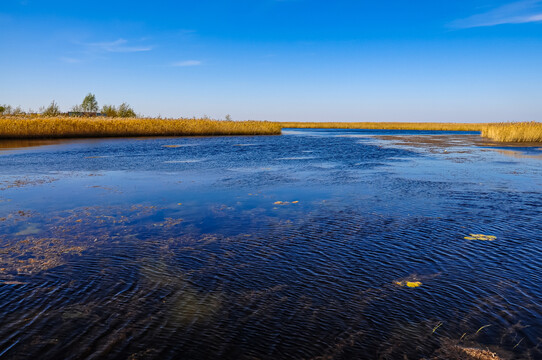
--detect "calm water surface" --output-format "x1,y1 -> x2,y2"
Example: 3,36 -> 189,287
0,129 -> 541,359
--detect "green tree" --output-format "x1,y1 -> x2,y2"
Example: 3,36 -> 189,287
81,93 -> 98,112
101,105 -> 118,117
117,103 -> 136,118
41,100 -> 61,116
225,114 -> 232,121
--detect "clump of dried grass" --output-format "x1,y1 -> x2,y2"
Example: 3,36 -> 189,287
481,122 -> 542,142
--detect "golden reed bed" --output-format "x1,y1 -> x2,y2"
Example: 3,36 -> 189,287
481,122 -> 542,142
0,117 -> 282,139
1,117 -> 540,142
280,122 -> 486,132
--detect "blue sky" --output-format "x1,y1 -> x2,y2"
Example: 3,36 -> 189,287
1,0 -> 542,121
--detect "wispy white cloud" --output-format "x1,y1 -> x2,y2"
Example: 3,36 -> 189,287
85,38 -> 152,53
450,0 -> 542,28
172,60 -> 202,67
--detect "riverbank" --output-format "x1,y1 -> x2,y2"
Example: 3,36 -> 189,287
282,121 -> 542,143
0,117 -> 282,139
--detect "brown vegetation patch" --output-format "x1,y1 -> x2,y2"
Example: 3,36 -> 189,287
0,237 -> 86,276
429,339 -> 507,360
0,204 -> 163,278
0,176 -> 57,190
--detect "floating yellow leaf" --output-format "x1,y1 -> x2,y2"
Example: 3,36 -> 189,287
177,203 -> 182,205
465,233 -> 496,241
274,200 -> 298,205
395,280 -> 422,288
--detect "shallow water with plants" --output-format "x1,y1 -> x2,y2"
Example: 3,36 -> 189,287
0,129 -> 541,359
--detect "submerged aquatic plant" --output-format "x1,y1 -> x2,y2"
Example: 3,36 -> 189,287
432,322 -> 443,334
475,324 -> 492,335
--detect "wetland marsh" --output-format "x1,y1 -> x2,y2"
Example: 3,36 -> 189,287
0,129 -> 541,359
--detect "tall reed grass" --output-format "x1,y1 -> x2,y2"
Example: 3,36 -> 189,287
0,117 -> 281,139
481,122 -> 542,142
2,117 -> 540,142
280,122 -> 485,132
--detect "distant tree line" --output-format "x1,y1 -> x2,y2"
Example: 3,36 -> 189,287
0,104 -> 25,116
69,93 -> 137,118
100,103 -> 136,118
2,94 -> 233,120
1,93 -> 137,118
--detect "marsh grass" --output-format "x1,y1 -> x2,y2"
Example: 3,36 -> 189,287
0,116 -> 281,139
280,121 -> 486,132
2,117 -> 541,142
481,122 -> 542,142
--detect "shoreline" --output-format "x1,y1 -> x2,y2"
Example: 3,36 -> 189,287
281,121 -> 541,143
1,117 -> 540,143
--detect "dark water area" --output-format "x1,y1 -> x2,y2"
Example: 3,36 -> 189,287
0,129 -> 541,359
